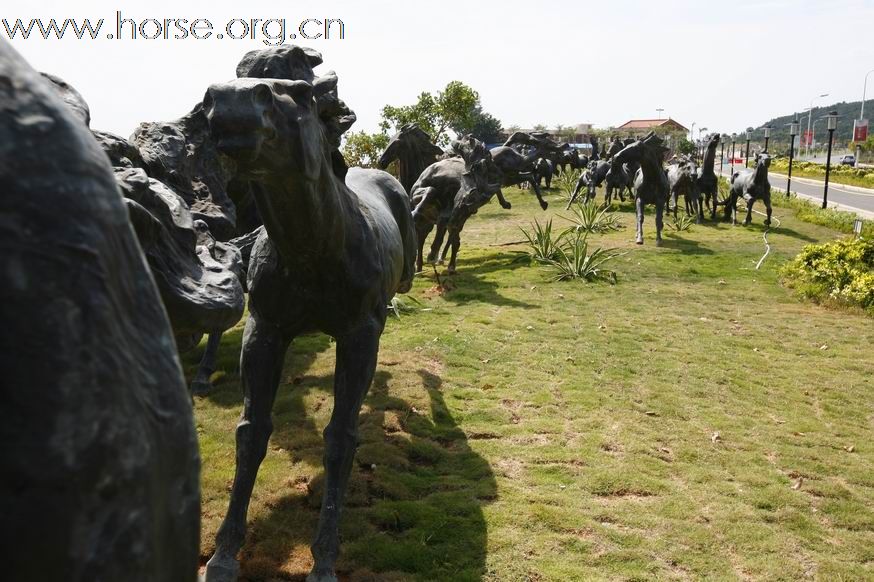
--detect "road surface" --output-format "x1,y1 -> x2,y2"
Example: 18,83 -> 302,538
717,165 -> 874,219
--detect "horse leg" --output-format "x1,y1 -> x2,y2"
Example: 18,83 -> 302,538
635,196 -> 644,245
427,220 -> 447,265
764,196 -> 772,227
695,195 -> 704,224
567,177 -> 583,209
672,190 -> 679,219
605,184 -> 612,205
655,198 -> 665,247
446,230 -> 461,274
309,315 -> 383,582
191,331 -> 223,395
205,317 -> 289,582
496,189 -> 512,210
744,197 -> 753,226
416,224 -> 434,273
531,179 -> 549,210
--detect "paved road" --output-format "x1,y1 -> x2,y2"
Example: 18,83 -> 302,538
717,165 -> 874,219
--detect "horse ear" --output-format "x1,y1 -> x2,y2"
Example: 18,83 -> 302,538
313,71 -> 338,99
280,80 -> 315,107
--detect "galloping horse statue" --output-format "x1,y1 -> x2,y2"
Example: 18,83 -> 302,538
667,157 -> 703,223
202,47 -> 416,582
728,152 -> 772,226
611,132 -> 670,245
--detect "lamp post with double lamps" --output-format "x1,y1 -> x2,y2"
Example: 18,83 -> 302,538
806,93 -> 829,158
763,126 -> 772,152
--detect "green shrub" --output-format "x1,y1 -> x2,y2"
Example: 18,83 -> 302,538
781,237 -> 874,314
563,201 -> 623,233
544,230 -> 624,283
520,218 -> 566,263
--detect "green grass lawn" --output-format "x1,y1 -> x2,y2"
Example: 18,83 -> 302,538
186,186 -> 874,581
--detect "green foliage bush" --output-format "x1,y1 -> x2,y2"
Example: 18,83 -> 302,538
769,157 -> 874,189
781,237 -> 874,314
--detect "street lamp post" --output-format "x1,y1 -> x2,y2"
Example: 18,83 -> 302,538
812,117 -> 824,158
719,135 -> 725,174
786,118 -> 799,197
745,128 -> 752,168
806,93 -> 829,158
730,133 -> 736,176
856,70 -> 874,163
763,126 -> 772,153
656,108 -> 664,120
698,127 -> 708,164
823,111 -> 838,209
690,122 -> 696,143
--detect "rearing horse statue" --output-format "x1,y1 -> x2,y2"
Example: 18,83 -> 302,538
697,133 -> 720,220
611,132 -> 670,245
202,49 -> 416,582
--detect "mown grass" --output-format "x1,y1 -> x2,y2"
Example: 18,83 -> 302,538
186,184 -> 874,581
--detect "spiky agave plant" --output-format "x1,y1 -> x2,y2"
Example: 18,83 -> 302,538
564,201 -> 622,234
554,168 -> 582,204
520,218 -> 566,264
669,213 -> 696,231
545,230 -> 624,283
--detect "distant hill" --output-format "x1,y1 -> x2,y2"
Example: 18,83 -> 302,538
740,100 -> 866,147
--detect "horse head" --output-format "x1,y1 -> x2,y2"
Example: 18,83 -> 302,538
205,78 -> 327,180
378,123 -> 443,170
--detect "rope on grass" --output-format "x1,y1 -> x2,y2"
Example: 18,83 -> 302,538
748,209 -> 781,270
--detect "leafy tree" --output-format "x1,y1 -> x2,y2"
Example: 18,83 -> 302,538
342,131 -> 389,168
380,81 -> 480,146
533,123 -> 548,131
453,105 -> 503,144
676,138 -> 696,155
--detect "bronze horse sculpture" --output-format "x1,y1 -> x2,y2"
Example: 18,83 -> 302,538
697,133 -> 721,220
491,131 -> 564,210
1,39 -> 200,581
418,137 -> 505,273
728,152 -> 772,226
667,156 -> 703,223
202,48 -> 416,582
611,132 -> 670,245
410,136 -> 505,272
377,123 -> 445,193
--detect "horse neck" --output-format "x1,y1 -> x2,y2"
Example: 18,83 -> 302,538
636,153 -> 662,181
754,161 -> 769,185
702,144 -> 717,172
254,150 -> 350,267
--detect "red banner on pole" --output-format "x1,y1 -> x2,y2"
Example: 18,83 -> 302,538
854,119 -> 869,142
801,130 -> 814,147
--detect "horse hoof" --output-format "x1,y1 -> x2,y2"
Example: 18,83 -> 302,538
655,238 -> 663,247
306,569 -> 338,582
204,556 -> 240,582
446,267 -> 457,275
190,379 -> 212,396
764,220 -> 771,227
635,238 -> 644,245
540,201 -> 549,211
501,202 -> 512,210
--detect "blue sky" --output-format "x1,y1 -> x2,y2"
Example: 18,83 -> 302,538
7,0 -> 874,139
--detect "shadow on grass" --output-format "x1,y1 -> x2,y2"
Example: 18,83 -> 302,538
199,351 -> 496,580
660,234 -> 716,255
425,251 -> 538,310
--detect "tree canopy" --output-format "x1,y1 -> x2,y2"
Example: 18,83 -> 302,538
380,81 -> 501,146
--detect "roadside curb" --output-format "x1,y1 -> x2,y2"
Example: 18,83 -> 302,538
767,172 -> 874,195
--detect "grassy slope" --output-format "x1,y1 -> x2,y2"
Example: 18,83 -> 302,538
187,186 -> 874,581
